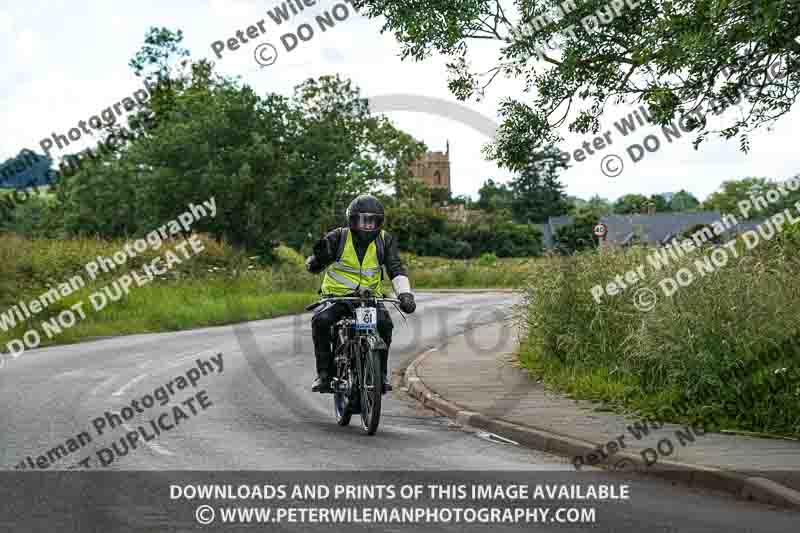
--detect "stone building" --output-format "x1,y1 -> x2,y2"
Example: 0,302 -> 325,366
408,141 -> 451,194
437,202 -> 485,224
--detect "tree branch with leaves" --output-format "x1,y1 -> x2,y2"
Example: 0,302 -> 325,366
353,0 -> 800,168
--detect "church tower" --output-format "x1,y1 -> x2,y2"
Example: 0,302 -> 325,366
408,141 -> 451,194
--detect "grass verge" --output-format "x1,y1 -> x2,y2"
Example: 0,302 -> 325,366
0,234 -> 317,351
1,235 -> 530,353
519,223 -> 800,438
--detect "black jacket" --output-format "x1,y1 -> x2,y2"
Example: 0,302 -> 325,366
307,228 -> 407,280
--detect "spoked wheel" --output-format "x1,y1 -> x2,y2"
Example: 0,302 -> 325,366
333,349 -> 353,426
359,348 -> 382,435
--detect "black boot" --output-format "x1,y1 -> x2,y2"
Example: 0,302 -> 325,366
313,350 -> 334,393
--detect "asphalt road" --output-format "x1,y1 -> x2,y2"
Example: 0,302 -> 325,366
1,292 -> 797,532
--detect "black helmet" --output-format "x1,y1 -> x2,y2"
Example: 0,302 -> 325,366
346,194 -> 385,236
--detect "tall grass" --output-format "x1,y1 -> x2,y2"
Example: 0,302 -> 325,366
520,224 -> 800,437
0,234 -> 318,350
404,253 -> 539,289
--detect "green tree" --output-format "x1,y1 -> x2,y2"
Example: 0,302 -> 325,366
352,0 -> 800,168
670,189 -> 700,211
508,145 -> 569,224
569,194 -> 611,215
703,177 -> 770,215
0,193 -> 59,237
51,29 -> 425,255
703,176 -> 800,218
477,178 -> 513,212
613,194 -> 649,214
385,205 -> 450,254
450,194 -> 472,207
566,195 -> 586,212
649,194 -> 671,212
455,219 -> 542,256
394,173 -> 434,207
429,186 -> 452,205
553,206 -> 603,254
289,75 -> 425,238
387,205 -> 541,257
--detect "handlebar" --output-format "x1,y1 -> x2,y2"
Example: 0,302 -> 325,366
321,297 -> 400,304
305,296 -> 400,312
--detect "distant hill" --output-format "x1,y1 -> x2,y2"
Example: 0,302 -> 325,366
0,149 -> 55,189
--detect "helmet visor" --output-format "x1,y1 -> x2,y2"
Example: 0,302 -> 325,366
350,212 -> 384,232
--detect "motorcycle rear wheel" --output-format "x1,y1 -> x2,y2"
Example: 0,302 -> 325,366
359,348 -> 382,435
334,346 -> 353,426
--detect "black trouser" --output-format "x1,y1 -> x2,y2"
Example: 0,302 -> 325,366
311,302 -> 393,379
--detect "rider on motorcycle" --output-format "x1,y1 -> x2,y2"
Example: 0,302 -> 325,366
305,194 -> 416,394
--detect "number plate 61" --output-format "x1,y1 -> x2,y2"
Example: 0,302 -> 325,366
355,307 -> 377,329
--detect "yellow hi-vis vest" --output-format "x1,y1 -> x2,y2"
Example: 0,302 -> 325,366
320,230 -> 384,297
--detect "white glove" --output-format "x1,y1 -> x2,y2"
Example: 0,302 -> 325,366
392,275 -> 412,296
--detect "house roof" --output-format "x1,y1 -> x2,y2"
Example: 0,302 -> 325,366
543,210 -> 758,248
599,212 -> 723,244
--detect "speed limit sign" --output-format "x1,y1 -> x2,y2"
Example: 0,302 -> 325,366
593,223 -> 608,238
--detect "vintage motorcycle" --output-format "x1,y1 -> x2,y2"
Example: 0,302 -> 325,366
306,290 -> 401,435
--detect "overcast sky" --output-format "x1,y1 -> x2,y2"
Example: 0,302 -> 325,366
2,0 -> 799,202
